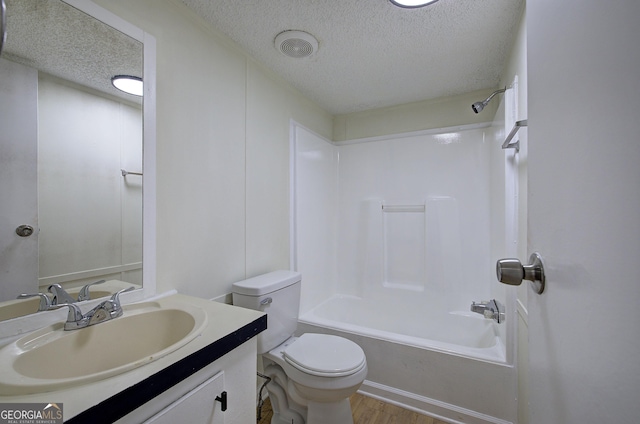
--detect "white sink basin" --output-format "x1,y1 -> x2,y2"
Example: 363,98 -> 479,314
0,300 -> 207,395
0,297 -> 43,322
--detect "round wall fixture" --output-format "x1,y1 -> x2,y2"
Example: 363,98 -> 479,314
274,30 -> 318,58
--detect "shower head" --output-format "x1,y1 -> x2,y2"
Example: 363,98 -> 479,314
471,87 -> 506,114
471,101 -> 486,114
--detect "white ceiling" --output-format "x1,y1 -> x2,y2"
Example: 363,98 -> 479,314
3,0 -> 143,104
179,0 -> 525,115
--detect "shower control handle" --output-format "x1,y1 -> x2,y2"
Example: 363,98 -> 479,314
496,252 -> 545,294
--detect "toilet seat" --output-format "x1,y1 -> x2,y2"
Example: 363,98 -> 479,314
283,334 -> 366,377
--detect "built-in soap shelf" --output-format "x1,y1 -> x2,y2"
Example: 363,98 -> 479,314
382,204 -> 425,213
502,119 -> 528,151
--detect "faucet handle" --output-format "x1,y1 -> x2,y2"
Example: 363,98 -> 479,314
77,279 -> 106,302
109,286 -> 135,310
49,303 -> 85,327
17,293 -> 52,312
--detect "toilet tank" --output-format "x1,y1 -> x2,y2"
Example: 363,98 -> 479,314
232,270 -> 301,354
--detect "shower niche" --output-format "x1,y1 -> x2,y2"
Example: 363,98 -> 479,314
382,203 -> 427,291
356,196 -> 464,295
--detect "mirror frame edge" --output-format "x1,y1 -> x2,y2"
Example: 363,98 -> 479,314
141,33 -> 157,302
62,0 -> 157,303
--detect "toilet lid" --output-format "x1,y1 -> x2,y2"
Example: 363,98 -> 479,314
283,334 -> 366,377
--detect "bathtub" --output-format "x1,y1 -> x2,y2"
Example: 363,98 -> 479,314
297,293 -> 516,424
300,293 -> 505,363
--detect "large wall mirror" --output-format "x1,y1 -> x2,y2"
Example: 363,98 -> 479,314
0,0 -> 156,322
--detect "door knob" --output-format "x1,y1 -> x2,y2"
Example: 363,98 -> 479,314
496,252 -> 545,294
15,225 -> 34,237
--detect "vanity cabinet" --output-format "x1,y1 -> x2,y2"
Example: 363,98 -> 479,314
0,294 -> 266,423
116,338 -> 257,424
145,371 -> 225,424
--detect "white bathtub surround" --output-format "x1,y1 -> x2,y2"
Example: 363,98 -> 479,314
291,122 -> 517,423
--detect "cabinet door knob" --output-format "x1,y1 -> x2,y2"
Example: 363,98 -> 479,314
496,252 -> 546,294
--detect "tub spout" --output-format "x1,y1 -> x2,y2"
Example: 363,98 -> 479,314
470,299 -> 505,324
470,301 -> 490,314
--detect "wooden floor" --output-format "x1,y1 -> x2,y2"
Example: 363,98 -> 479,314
257,392 -> 449,424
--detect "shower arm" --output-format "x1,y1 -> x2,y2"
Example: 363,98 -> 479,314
483,87 -> 506,104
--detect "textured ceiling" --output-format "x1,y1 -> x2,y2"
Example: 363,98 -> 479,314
1,0 -> 524,115
179,0 -> 525,115
2,0 -> 143,104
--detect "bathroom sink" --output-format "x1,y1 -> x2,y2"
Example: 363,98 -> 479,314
0,300 -> 207,395
0,297 -> 43,322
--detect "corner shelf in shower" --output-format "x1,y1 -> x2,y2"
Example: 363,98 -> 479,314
502,119 -> 528,151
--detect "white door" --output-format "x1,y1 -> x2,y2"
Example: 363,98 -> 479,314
527,2 -> 640,424
0,58 -> 39,300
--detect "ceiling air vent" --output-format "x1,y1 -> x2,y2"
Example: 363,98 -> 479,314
274,30 -> 318,59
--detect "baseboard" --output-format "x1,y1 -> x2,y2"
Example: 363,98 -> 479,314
358,380 -> 513,424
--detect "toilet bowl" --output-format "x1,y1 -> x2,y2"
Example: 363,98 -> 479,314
263,334 -> 367,424
268,334 -> 367,399
232,270 -> 368,424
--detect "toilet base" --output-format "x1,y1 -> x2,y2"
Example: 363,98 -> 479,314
269,397 -> 354,424
263,358 -> 360,424
306,399 -> 354,424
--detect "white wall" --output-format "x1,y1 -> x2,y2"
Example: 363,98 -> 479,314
38,74 -> 143,288
333,89 -> 500,142
94,0 -> 333,299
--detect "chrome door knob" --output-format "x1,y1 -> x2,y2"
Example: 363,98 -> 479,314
496,258 -> 525,286
496,252 -> 545,294
15,225 -> 34,237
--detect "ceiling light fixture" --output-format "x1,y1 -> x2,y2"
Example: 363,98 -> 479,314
389,0 -> 439,8
111,75 -> 143,96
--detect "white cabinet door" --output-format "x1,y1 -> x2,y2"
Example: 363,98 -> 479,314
145,371 -> 225,424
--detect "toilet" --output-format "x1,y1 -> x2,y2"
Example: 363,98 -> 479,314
232,270 -> 367,424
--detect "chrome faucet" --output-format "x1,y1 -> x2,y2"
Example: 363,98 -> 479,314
470,299 -> 505,324
48,284 -> 77,305
52,287 -> 135,330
